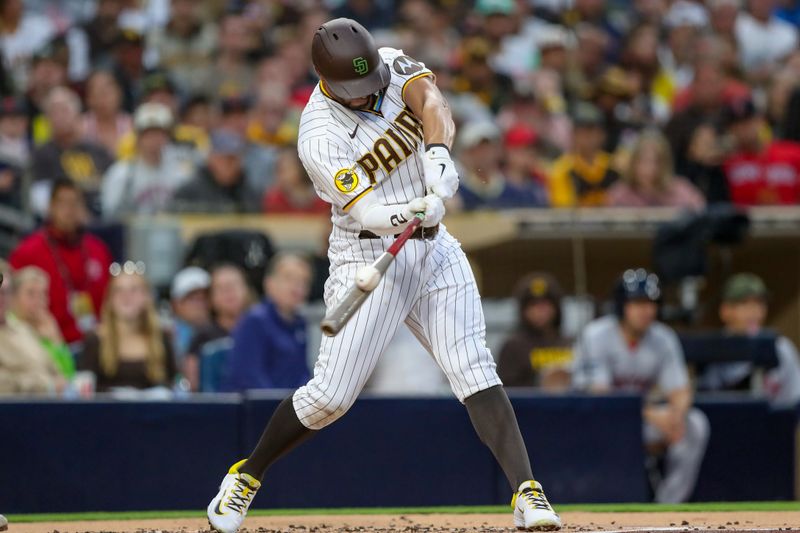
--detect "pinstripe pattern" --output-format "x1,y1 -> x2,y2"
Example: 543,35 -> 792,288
294,48 -> 500,430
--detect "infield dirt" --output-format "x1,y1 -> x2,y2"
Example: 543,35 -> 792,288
7,511 -> 800,533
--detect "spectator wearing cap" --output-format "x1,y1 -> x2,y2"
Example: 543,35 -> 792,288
170,266 -> 211,364
660,1 -> 710,93
454,121 -> 548,210
0,0 -> 55,90
262,148 -> 330,214
24,42 -> 69,145
81,70 -> 133,156
29,87 -> 113,216
590,66 -> 637,153
0,260 -> 64,396
79,268 -> 177,394
700,273 -> 800,407
503,125 -> 550,196
607,130 -> 705,209
170,130 -> 260,213
549,102 -> 619,207
736,0 -> 799,80
722,98 -> 800,205
184,263 -> 254,392
10,179 -> 112,345
451,37 -> 515,114
221,253 -> 311,392
101,102 -> 195,218
116,71 -> 209,160
498,272 -> 573,391
147,0 -> 218,97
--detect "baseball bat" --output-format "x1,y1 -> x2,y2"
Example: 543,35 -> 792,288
320,213 -> 425,336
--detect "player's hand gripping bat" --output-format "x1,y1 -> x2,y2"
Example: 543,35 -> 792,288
320,212 -> 425,336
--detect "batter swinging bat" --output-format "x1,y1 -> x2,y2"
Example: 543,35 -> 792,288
321,213 -> 425,336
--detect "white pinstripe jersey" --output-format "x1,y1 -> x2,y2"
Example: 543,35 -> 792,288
298,47 -> 433,238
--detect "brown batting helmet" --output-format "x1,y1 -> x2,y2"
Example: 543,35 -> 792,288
311,18 -> 391,99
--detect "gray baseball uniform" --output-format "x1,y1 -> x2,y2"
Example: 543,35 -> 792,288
572,315 -> 710,503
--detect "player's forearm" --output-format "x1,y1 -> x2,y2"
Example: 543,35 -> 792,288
349,194 -> 415,235
421,96 -> 455,149
668,387 -> 692,418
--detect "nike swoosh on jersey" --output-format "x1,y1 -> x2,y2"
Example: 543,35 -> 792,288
349,124 -> 359,138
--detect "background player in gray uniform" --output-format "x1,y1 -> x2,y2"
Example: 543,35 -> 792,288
700,273 -> 800,406
572,269 -> 710,503
207,18 -> 560,533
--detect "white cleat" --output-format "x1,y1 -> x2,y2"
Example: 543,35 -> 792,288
513,480 -> 562,531
207,459 -> 261,533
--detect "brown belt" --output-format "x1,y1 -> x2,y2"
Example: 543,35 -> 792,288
358,224 -> 439,241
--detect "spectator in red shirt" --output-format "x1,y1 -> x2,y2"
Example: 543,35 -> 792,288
722,98 -> 800,205
262,148 -> 329,214
9,179 -> 112,346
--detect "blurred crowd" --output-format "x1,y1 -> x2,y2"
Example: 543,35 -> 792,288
1,0 -> 800,219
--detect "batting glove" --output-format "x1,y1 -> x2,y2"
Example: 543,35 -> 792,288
406,194 -> 445,227
423,144 -> 459,199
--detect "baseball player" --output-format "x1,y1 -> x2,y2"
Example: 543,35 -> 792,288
207,18 -> 560,533
572,269 -> 710,503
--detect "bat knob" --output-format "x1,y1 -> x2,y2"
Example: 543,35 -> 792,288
320,319 -> 337,337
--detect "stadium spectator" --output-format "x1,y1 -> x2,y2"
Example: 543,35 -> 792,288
221,253 -> 311,392
81,70 -> 132,156
549,102 -> 619,207
722,98 -> 800,205
0,259 -> 64,396
606,130 -> 705,209
503,125 -> 549,195
262,148 -> 330,215
451,37 -> 515,114
184,263 -> 254,392
563,23 -> 612,102
0,0 -> 55,91
245,85 -> 297,194
25,43 -> 69,145
101,102 -> 194,218
0,96 -> 28,210
679,122 -> 731,205
110,29 -> 146,113
76,0 -> 124,68
700,273 -> 800,407
573,269 -> 710,503
590,66 -> 637,154
498,272 -> 572,391
169,266 -> 211,363
10,266 -> 75,381
79,266 -> 176,393
660,1 -> 709,96
204,13 -> 256,102
146,0 -> 218,97
29,87 -> 113,215
736,0 -> 799,79
9,179 -> 112,345
709,0 -> 740,42
171,130 -> 260,213
665,60 -> 741,173
116,70 -> 209,159
0,96 -> 29,168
